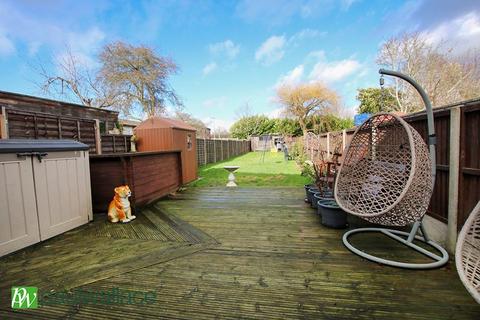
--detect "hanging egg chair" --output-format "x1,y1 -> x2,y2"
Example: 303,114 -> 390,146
335,113 -> 433,226
456,201 -> 480,304
336,69 -> 449,269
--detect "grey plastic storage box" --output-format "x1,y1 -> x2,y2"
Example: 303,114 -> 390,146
0,140 -> 92,257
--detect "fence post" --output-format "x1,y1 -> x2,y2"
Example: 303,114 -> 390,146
342,129 -> 346,151
213,139 -> 217,162
204,138 -> 207,164
58,117 -> 62,139
227,139 -> 230,158
94,119 -> 102,155
447,107 -> 461,253
220,139 -> 224,161
0,106 -> 8,139
76,120 -> 81,140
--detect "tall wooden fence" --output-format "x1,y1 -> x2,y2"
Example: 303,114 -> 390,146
196,138 -> 251,166
0,107 -> 136,155
304,98 -> 480,231
2,108 -> 98,153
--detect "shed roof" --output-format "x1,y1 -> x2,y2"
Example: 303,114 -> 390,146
136,117 -> 197,131
119,119 -> 142,127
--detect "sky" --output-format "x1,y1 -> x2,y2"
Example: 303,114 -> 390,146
0,0 -> 479,131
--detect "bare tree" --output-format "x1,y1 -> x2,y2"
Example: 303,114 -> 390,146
173,109 -> 209,138
377,32 -> 480,112
99,42 -> 182,118
276,82 -> 339,136
37,48 -> 119,108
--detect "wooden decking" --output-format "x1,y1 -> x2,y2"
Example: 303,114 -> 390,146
1,187 -> 479,319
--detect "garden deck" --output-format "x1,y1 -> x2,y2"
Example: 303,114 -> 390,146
1,187 -> 479,319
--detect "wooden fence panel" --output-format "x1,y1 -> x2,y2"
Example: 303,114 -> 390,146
458,102 -> 480,229
407,109 -> 451,222
196,139 -> 205,166
100,134 -> 131,154
195,138 -> 250,166
5,110 -> 97,152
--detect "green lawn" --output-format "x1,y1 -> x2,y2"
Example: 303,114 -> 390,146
189,151 -> 311,187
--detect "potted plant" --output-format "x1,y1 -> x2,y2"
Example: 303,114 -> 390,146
301,160 -> 317,203
313,191 -> 334,211
318,199 -> 347,228
306,186 -> 320,204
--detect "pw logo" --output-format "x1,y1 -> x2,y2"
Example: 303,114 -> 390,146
11,287 -> 38,309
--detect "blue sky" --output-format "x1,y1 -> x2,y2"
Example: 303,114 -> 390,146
0,0 -> 479,130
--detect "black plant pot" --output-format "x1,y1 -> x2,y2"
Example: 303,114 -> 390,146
314,193 -> 334,213
319,200 -> 347,229
311,192 -> 322,209
306,187 -> 319,204
304,184 -> 316,202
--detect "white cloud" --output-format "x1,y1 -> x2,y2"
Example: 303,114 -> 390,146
202,62 -> 217,76
0,2 -> 106,62
202,96 -> 228,109
400,0 -> 479,31
288,28 -> 326,46
421,11 -> 480,53
0,33 -> 15,56
66,27 -> 105,55
27,41 -> 41,56
255,35 -> 286,66
306,50 -> 326,61
255,30 -> 325,66
275,65 -> 304,88
309,58 -> 361,83
209,40 -> 240,59
269,51 -> 369,113
54,27 -> 105,71
202,116 -> 234,131
264,107 -> 285,119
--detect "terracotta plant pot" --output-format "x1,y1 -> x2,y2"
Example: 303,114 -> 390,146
319,199 -> 348,229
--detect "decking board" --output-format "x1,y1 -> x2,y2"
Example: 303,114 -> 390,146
1,187 -> 479,319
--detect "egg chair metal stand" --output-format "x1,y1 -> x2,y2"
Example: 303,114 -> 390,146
336,69 -> 449,269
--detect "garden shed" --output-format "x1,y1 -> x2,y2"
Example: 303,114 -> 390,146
135,117 -> 197,184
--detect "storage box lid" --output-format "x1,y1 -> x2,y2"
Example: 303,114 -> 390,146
0,139 -> 89,153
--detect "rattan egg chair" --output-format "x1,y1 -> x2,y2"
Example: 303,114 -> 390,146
456,201 -> 480,303
335,69 -> 449,269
